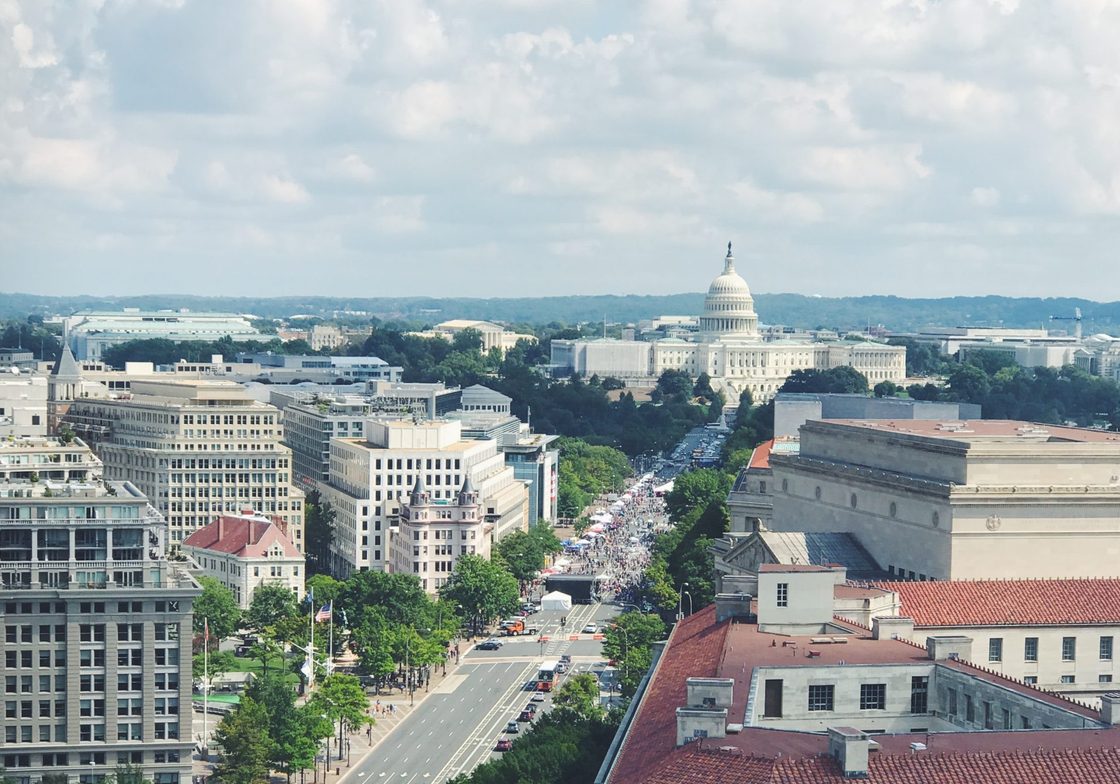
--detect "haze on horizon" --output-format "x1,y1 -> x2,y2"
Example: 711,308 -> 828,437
4,1 -> 1120,301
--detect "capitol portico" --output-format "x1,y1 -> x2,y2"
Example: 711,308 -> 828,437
551,244 -> 906,400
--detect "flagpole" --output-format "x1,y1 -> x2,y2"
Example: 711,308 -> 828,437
203,618 -> 209,760
308,588 -> 315,690
328,601 -> 334,676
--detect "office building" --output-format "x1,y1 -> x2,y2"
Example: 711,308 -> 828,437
270,382 -> 461,488
62,310 -> 261,362
0,436 -> 198,784
771,392 -> 981,439
598,565 -> 1120,784
0,375 -> 47,438
182,513 -> 304,609
62,380 -> 304,550
0,348 -> 38,372
551,245 -> 905,399
318,418 -> 528,578
768,419 -> 1120,580
391,476 -> 489,593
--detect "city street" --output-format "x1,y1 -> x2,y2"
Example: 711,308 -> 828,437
343,601 -> 617,784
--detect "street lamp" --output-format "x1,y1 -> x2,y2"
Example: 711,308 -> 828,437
612,624 -> 629,705
677,583 -> 689,621
683,591 -> 693,617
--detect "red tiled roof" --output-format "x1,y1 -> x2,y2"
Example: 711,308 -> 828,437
182,515 -> 300,559
639,732 -> 1120,783
608,605 -> 730,784
748,440 -> 774,470
873,579 -> 1120,627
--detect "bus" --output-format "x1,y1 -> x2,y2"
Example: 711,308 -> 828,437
536,661 -> 560,692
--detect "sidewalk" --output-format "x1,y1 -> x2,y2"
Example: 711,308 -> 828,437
191,648 -> 471,784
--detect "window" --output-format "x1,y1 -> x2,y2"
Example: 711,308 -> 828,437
910,676 -> 929,714
860,683 -> 886,710
1024,676 -> 1038,685
983,701 -> 993,730
965,695 -> 975,723
776,583 -> 788,608
1101,675 -> 1114,683
1024,637 -> 1038,662
947,689 -> 957,716
1102,636 -> 1114,661
1062,637 -> 1077,661
807,684 -> 834,712
988,638 -> 1003,662
763,679 -> 783,718
1061,675 -> 1075,684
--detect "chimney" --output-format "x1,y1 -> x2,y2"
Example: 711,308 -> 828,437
828,727 -> 869,778
872,616 -> 915,641
217,516 -> 224,542
249,522 -> 259,545
926,635 -> 973,662
1101,693 -> 1120,725
676,677 -> 734,746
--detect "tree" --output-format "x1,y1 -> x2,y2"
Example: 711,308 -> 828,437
306,574 -> 344,611
494,531 -> 542,583
304,489 -> 336,572
873,380 -> 899,398
307,674 -> 371,758
194,577 -> 241,642
339,571 -> 429,628
948,363 -> 991,404
654,369 -> 694,402
440,555 -> 520,635
452,328 -> 484,353
693,372 -> 715,400
245,584 -> 300,633
553,673 -> 602,718
780,366 -> 869,395
193,649 -> 238,680
213,696 -> 273,784
247,669 -> 329,782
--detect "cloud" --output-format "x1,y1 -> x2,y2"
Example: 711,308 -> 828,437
1,0 -> 1119,299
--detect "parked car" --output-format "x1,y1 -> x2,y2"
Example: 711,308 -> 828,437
505,721 -> 520,733
496,739 -> 513,752
582,623 -> 598,634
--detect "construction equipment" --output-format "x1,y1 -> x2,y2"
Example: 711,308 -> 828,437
1050,307 -> 1083,341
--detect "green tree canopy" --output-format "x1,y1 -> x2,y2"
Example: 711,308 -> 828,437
194,577 -> 241,642
213,696 -> 273,784
440,554 -> 520,633
245,584 -> 300,633
780,366 -> 869,395
553,673 -> 602,718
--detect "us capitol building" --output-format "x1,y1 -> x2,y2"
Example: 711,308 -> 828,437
550,244 -> 906,400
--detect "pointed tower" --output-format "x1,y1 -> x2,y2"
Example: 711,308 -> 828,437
409,473 -> 431,507
48,329 -> 83,435
457,474 -> 478,506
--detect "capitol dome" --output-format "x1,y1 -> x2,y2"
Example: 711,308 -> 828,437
699,243 -> 759,339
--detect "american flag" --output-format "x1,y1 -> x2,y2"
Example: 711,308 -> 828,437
315,602 -> 332,623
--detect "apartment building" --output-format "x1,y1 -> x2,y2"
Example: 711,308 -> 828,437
182,513 -> 304,608
62,380 -> 304,550
0,375 -> 47,438
318,418 -> 528,578
0,436 -> 198,784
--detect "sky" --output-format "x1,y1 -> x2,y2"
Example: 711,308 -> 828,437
3,0 -> 1120,300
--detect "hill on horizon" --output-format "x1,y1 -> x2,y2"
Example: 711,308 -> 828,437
1,291 -> 1118,335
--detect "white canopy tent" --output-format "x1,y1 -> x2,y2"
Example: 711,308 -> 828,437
540,591 -> 572,612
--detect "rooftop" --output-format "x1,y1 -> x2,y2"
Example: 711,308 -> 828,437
873,578 -> 1120,627
182,513 -> 301,559
607,604 -> 1120,784
819,419 -> 1120,444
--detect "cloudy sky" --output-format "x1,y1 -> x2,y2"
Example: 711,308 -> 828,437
3,0 -> 1120,300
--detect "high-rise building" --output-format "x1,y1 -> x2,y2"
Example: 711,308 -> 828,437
0,436 -> 198,784
318,418 -> 528,579
62,379 -> 304,550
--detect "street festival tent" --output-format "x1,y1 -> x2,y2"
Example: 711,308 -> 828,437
540,591 -> 573,612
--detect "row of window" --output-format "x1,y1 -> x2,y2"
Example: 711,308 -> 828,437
805,678 -> 928,713
988,635 -> 1112,663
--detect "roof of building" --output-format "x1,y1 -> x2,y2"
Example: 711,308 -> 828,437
606,603 -> 1117,784
51,342 -> 83,381
641,743 -> 1120,784
873,579 -> 1120,627
820,419 -> 1120,444
747,440 -> 773,470
758,531 -> 885,579
182,514 -> 300,559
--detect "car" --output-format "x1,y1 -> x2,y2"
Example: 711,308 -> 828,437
495,739 -> 513,752
505,721 -> 520,733
524,703 -> 538,715
559,654 -> 572,663
531,693 -> 546,702
518,709 -> 533,721
556,663 -> 568,674
582,624 -> 598,634
476,640 -> 502,651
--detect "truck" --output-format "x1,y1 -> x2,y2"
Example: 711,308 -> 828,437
499,619 -> 538,636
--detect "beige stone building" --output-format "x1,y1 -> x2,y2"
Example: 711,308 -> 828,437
62,379 -> 304,550
551,245 -> 906,400
769,419 -> 1120,580
410,320 -> 537,356
391,475 -> 491,594
319,418 -> 528,578
182,512 -> 305,609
